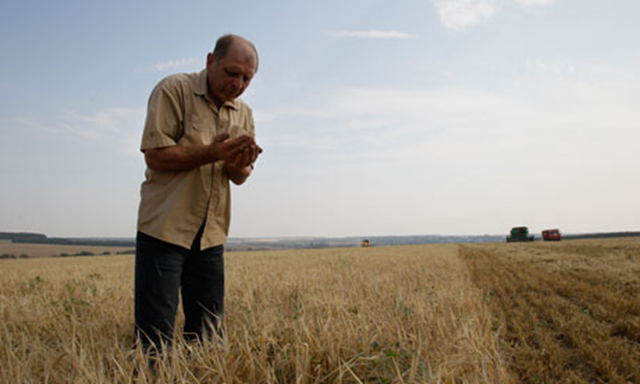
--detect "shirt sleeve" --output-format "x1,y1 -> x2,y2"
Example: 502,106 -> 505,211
140,79 -> 184,152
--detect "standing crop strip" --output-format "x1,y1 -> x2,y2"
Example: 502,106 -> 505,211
0,244 -> 509,383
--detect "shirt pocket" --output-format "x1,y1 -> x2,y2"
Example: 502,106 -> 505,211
224,113 -> 250,138
181,114 -> 214,146
225,124 -> 241,138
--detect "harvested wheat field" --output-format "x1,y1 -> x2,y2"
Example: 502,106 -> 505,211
461,238 -> 640,383
1,239 -> 639,383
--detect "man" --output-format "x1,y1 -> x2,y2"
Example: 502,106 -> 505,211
135,34 -> 262,350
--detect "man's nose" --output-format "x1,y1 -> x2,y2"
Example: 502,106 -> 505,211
233,77 -> 244,90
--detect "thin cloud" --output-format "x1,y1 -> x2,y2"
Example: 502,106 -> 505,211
257,67 -> 640,168
19,107 -> 146,157
152,57 -> 198,72
433,0 -> 497,31
433,0 -> 555,31
515,0 -> 554,5
329,30 -> 416,39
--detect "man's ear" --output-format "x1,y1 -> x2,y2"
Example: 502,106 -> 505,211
206,52 -> 216,68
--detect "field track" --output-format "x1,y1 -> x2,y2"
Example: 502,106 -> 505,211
1,238 -> 639,383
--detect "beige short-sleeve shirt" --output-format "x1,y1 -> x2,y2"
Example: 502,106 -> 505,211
137,69 -> 255,250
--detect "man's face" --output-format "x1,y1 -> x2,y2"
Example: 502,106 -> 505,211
206,42 -> 257,106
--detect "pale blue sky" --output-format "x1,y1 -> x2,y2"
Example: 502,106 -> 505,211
1,0 -> 639,238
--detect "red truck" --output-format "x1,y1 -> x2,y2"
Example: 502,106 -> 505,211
542,229 -> 561,241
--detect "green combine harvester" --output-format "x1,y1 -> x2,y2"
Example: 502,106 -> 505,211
506,226 -> 535,242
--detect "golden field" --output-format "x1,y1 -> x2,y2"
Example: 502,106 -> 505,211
1,238 -> 639,383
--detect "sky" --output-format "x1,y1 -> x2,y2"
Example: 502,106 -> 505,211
1,0 -> 639,239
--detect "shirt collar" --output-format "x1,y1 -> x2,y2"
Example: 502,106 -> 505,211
195,69 -> 238,110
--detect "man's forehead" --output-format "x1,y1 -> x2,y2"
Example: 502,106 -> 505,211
223,61 -> 256,75
221,50 -> 256,74
228,43 -> 257,63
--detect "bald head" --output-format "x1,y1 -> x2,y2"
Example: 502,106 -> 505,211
212,34 -> 259,73
206,35 -> 258,107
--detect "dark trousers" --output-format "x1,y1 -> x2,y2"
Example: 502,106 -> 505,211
134,229 -> 225,350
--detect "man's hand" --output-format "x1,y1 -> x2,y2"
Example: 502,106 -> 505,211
225,139 -> 263,169
224,138 -> 263,185
144,133 -> 257,172
210,133 -> 255,163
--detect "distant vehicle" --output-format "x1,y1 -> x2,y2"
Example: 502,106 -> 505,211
542,229 -> 562,241
361,239 -> 371,247
507,227 -> 535,242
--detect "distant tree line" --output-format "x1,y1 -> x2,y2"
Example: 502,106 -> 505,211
1,250 -> 135,259
1,232 -> 135,247
562,232 -> 640,240
0,232 -> 47,242
16,238 -> 136,247
0,253 -> 30,259
55,249 -> 135,258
